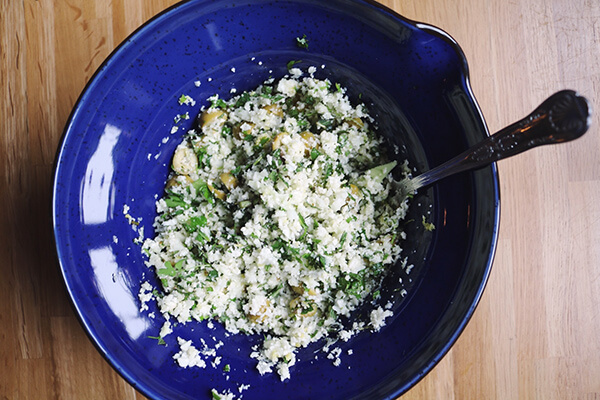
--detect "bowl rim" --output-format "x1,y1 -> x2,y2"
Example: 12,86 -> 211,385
52,0 -> 501,399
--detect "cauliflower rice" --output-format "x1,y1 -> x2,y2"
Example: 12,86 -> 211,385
142,68 -> 410,380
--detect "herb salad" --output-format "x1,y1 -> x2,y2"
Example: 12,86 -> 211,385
142,68 -> 410,380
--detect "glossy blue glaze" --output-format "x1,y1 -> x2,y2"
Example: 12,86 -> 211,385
52,0 -> 500,399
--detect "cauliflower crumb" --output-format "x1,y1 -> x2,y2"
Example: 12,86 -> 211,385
369,306 -> 394,332
327,347 -> 343,367
159,320 -> 173,338
138,281 -> 153,312
173,338 -> 206,368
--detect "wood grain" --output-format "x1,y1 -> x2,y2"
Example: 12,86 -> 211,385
1,0 -> 599,398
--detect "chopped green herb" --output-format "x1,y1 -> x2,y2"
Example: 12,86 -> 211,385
272,239 -> 285,251
296,34 -> 309,49
196,146 -> 211,168
324,163 -> 334,178
206,268 -> 219,281
211,98 -> 228,109
192,179 -> 215,204
317,119 -> 333,130
340,231 -> 348,246
301,303 -> 315,315
310,148 -> 321,161
298,213 -> 308,240
287,59 -> 302,70
319,255 -> 327,267
268,283 -> 284,298
235,92 -> 251,107
196,231 -> 209,243
178,94 -> 195,106
258,136 -> 270,147
158,260 -> 183,277
147,335 -> 166,346
268,170 -> 278,182
252,153 -> 264,166
184,215 -> 207,233
164,194 -> 188,209
221,124 -> 232,136
303,95 -> 316,105
298,213 -> 308,230
231,165 -> 242,176
339,271 -> 366,298
422,215 -> 436,231
239,200 -> 252,208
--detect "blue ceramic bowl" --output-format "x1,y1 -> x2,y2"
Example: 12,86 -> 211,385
53,0 -> 500,399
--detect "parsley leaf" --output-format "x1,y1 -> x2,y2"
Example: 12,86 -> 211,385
268,283 -> 284,298
339,271 -> 367,298
211,97 -> 228,109
298,213 -> 308,240
296,34 -> 309,50
287,60 -> 302,70
340,231 -> 348,246
178,94 -> 190,105
235,92 -> 251,107
422,215 -> 436,231
147,335 -> 166,346
231,165 -> 242,176
324,163 -> 334,178
184,215 -> 207,233
158,260 -> 184,277
192,179 -> 215,204
164,194 -> 188,209
196,146 -> 211,168
310,148 -> 321,161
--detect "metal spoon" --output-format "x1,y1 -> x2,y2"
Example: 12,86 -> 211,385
397,90 -> 592,197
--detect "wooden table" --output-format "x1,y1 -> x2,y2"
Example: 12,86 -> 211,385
2,0 -> 599,398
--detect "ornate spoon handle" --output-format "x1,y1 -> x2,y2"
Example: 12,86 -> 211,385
403,90 -> 591,194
